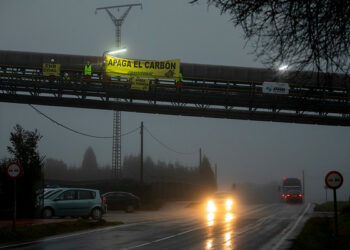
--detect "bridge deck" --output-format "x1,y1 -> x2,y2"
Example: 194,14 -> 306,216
1,68 -> 350,126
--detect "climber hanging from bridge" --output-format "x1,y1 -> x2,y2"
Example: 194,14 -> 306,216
175,71 -> 184,89
84,61 -> 92,81
62,72 -> 70,84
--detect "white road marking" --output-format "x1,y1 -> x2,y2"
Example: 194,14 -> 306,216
0,221 -> 149,249
241,204 -> 276,217
235,214 -> 276,236
271,203 -> 311,250
121,226 -> 204,250
122,204 -> 276,250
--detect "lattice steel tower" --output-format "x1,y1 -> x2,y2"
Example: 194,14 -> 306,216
96,3 -> 142,178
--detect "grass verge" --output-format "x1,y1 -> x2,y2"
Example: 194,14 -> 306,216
314,201 -> 350,212
0,219 -> 123,245
290,208 -> 350,249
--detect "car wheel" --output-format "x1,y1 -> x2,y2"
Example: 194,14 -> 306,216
125,205 -> 135,213
91,208 -> 102,220
42,208 -> 53,218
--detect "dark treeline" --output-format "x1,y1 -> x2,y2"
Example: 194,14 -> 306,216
44,146 -> 111,181
44,146 -> 283,204
123,155 -> 198,183
44,146 -> 217,203
44,146 -> 214,184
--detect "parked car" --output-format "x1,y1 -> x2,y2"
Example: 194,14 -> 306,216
41,188 -> 106,220
102,191 -> 140,213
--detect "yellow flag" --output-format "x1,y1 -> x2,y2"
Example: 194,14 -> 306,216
42,63 -> 60,76
130,78 -> 150,91
105,55 -> 180,80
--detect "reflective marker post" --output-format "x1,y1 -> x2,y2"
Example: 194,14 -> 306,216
325,171 -> 344,237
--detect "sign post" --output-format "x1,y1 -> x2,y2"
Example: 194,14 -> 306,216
325,171 -> 344,237
6,162 -> 23,232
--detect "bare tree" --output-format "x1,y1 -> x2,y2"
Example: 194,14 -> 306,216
190,0 -> 350,74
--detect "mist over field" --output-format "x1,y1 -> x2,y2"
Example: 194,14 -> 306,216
0,0 -> 349,204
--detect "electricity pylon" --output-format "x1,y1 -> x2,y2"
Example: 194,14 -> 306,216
96,3 -> 142,179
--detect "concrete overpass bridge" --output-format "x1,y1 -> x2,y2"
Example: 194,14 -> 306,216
1,50 -> 350,126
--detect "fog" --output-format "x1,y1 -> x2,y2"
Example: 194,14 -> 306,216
1,0 -> 349,203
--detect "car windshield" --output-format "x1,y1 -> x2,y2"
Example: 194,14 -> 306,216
43,189 -> 54,196
283,178 -> 301,186
44,189 -> 62,199
213,192 -> 232,199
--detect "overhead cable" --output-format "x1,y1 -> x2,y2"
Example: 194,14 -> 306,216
121,126 -> 140,137
29,104 -> 139,139
143,126 -> 196,155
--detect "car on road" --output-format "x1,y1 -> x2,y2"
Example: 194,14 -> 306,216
206,191 -> 235,224
102,191 -> 140,213
41,188 -> 106,220
207,191 -> 235,214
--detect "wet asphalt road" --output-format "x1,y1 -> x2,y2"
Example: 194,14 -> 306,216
2,203 -> 311,250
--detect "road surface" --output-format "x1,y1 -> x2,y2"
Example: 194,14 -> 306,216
1,202 -> 312,250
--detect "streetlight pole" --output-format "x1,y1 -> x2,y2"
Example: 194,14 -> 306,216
96,3 -> 142,179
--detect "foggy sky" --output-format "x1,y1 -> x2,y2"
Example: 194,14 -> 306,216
1,0 -> 349,202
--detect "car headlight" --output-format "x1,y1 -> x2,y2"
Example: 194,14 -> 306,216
207,200 -> 216,213
226,199 -> 233,211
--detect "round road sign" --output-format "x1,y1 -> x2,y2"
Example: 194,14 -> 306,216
325,171 -> 343,189
6,162 -> 23,179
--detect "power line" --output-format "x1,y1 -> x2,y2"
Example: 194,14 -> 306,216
29,104 -> 139,139
121,126 -> 140,137
29,104 -> 194,154
143,126 -> 197,155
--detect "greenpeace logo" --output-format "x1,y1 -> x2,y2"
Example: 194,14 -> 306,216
263,82 -> 290,94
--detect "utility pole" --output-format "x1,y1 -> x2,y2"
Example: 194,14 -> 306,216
140,121 -> 144,183
199,148 -> 202,168
95,3 -> 142,179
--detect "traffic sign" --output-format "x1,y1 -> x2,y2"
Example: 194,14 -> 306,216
325,170 -> 344,237
325,171 -> 343,189
6,162 -> 23,179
